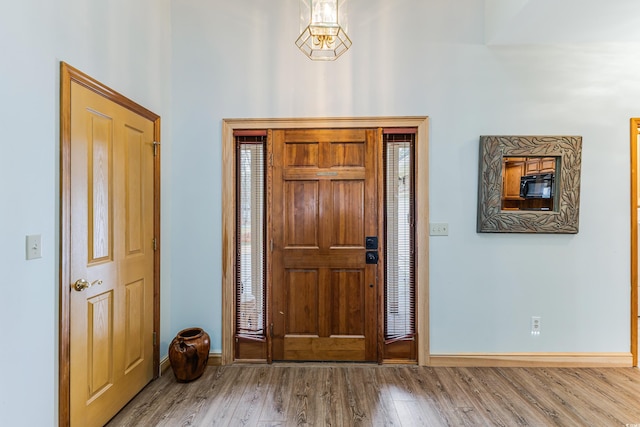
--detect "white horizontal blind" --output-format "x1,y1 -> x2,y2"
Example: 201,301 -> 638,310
236,136 -> 265,336
384,134 -> 415,340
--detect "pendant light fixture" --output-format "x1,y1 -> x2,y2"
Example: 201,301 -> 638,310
295,0 -> 352,61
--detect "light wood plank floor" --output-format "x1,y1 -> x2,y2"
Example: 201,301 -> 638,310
107,364 -> 640,426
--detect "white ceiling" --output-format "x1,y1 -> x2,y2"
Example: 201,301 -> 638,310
486,0 -> 640,44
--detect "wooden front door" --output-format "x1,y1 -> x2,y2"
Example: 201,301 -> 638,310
68,78 -> 156,426
271,128 -> 380,361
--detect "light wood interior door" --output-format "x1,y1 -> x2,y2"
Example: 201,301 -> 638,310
69,81 -> 155,426
271,128 -> 379,361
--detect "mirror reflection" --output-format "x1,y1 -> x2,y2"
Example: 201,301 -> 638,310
501,156 -> 558,211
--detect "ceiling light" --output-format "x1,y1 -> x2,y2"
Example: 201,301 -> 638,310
295,0 -> 352,61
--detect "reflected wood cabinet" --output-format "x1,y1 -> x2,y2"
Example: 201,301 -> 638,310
525,157 -> 556,175
501,156 -> 556,211
502,158 -> 524,199
502,156 -> 556,199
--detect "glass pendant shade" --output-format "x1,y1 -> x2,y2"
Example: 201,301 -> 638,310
296,0 -> 351,61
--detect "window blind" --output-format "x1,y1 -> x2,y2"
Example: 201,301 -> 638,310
236,136 -> 266,337
384,133 -> 415,340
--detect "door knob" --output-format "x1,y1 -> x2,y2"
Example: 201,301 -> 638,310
73,278 -> 103,292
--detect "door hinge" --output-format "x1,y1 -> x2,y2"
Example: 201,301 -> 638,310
153,237 -> 157,251
270,239 -> 273,252
269,323 -> 274,338
153,331 -> 157,346
153,141 -> 160,156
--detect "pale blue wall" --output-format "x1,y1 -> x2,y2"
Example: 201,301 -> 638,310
1,0 -> 639,425
170,0 -> 636,355
0,1 -> 172,425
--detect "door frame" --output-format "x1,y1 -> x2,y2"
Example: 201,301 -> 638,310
631,118 -> 639,367
221,117 -> 429,365
59,62 -> 161,426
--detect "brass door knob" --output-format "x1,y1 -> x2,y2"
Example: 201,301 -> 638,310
73,278 -> 103,292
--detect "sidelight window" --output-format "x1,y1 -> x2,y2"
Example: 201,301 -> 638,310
384,133 -> 415,340
236,134 -> 266,337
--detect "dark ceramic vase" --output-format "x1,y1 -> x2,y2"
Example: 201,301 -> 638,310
168,327 -> 210,382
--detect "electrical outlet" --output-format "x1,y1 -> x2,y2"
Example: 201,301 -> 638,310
429,223 -> 449,236
531,316 -> 541,336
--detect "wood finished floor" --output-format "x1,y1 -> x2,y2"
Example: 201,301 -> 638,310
107,364 -> 640,426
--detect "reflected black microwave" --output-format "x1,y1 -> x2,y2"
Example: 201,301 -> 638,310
520,173 -> 554,199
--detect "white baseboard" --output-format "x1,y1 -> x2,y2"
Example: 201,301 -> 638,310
427,352 -> 633,368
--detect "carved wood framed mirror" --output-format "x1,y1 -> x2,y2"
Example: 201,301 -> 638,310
477,135 -> 582,233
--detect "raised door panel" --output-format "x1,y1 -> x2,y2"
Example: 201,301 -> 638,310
284,181 -> 319,247
87,291 -> 114,398
284,142 -> 319,167
284,269 -> 319,335
88,113 -> 113,263
330,181 -> 364,247
330,269 -> 365,336
330,141 -> 365,167
125,126 -> 145,255
124,279 -> 144,373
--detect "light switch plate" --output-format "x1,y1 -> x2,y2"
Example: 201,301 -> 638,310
26,234 -> 42,260
429,223 -> 449,236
